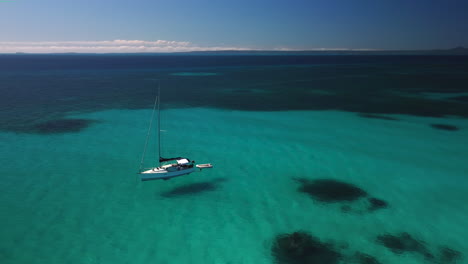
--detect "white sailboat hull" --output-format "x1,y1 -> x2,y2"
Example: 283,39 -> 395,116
139,167 -> 196,181
137,85 -> 213,181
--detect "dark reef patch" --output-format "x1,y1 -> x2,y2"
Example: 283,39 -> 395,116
160,178 -> 226,197
438,246 -> 462,264
295,178 -> 390,214
359,113 -> 399,121
376,232 -> 464,263
271,232 -> 384,264
367,197 -> 389,211
430,124 -> 459,131
350,252 -> 382,264
271,230 -> 463,264
376,232 -> 433,260
30,119 -> 96,134
271,231 -> 341,264
296,178 -> 368,203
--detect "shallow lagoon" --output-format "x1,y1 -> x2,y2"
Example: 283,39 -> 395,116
1,55 -> 467,263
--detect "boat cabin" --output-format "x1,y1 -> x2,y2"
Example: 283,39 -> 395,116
160,158 -> 194,171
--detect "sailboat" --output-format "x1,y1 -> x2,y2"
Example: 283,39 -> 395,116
138,85 -> 213,181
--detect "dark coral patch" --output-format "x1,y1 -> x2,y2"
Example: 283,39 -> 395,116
377,233 -> 464,263
350,252 -> 382,264
368,197 -> 389,211
160,178 -> 226,197
359,113 -> 399,121
296,178 -> 368,203
376,232 -> 433,259
272,231 -> 341,264
30,119 -> 96,134
438,246 -> 462,264
296,179 -> 389,214
430,124 -> 459,131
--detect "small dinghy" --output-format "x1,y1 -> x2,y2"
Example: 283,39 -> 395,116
196,163 -> 213,169
138,84 -> 213,181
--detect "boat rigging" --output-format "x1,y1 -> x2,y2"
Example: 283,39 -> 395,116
138,83 -> 213,181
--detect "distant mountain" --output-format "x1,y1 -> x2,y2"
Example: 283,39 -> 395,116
443,46 -> 468,54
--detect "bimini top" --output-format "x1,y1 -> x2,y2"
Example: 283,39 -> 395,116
177,159 -> 190,165
159,156 -> 183,162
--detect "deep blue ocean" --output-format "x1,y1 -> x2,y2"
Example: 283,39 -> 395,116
1,54 -> 468,264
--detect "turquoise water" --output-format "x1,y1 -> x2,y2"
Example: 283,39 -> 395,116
1,108 -> 467,263
1,55 -> 468,263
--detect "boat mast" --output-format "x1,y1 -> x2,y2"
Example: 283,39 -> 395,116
157,83 -> 161,166
139,81 -> 160,172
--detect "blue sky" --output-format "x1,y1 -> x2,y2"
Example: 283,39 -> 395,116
0,0 -> 467,52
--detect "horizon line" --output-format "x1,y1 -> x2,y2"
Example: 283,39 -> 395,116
0,40 -> 465,54
2,47 -> 467,55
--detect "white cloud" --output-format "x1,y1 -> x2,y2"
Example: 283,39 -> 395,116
0,39 -> 251,53
0,39 -> 375,53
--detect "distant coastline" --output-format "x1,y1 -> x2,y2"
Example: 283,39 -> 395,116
5,47 -> 468,55
181,46 -> 468,55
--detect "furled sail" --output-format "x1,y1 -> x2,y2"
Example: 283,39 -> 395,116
159,157 -> 184,162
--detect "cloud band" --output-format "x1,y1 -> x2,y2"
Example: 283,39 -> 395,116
0,39 -> 252,53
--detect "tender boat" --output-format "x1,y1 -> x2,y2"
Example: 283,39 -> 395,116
196,163 -> 213,169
